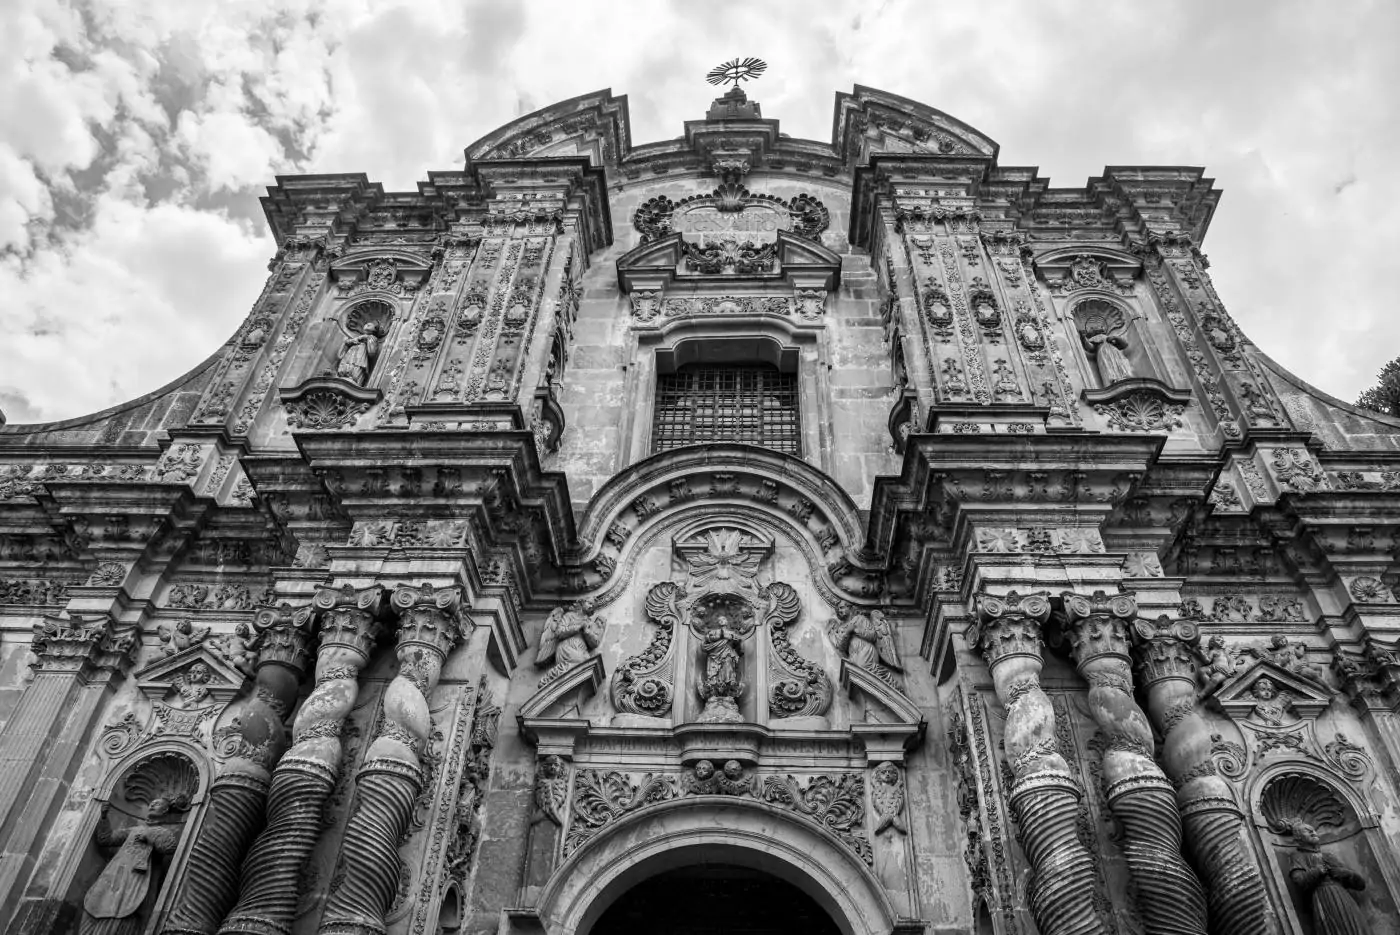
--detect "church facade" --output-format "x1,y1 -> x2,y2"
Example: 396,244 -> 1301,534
1,83 -> 1398,935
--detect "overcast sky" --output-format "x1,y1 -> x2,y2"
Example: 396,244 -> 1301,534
1,0 -> 1396,424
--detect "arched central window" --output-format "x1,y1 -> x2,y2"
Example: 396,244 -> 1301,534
652,362 -> 800,454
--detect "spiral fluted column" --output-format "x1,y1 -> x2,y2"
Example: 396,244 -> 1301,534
971,591 -> 1099,935
218,584 -> 384,935
1132,616 -> 1279,935
161,603 -> 314,935
1061,592 -> 1207,935
319,583 -> 464,935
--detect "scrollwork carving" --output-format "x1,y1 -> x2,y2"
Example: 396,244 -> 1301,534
765,582 -> 831,719
612,581 -> 680,718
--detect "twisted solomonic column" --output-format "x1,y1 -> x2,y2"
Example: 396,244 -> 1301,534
1060,592 -> 1207,935
319,583 -> 464,935
218,584 -> 384,935
1131,615 -> 1278,935
161,603 -> 315,935
970,592 -> 1099,935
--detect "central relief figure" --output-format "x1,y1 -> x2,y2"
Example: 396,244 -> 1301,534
613,524 -> 831,727
693,602 -> 757,722
686,529 -> 764,723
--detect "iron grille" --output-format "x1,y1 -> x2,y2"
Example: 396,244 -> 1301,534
652,364 -> 800,455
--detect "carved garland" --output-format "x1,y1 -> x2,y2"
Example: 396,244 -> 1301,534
563,766 -> 871,865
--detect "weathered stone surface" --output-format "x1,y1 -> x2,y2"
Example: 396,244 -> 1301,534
1,82 -> 1398,935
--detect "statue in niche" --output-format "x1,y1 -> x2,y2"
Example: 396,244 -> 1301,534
829,601 -> 902,687
335,318 -> 384,385
695,608 -> 753,723
1288,821 -> 1368,935
82,796 -> 188,935
1079,313 -> 1134,386
536,600 -> 605,687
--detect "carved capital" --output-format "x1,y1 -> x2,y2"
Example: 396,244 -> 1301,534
1130,615 -> 1202,687
30,615 -> 137,678
311,583 -> 385,660
970,591 -> 1050,666
1060,590 -> 1136,666
390,581 -> 466,659
252,601 -> 316,671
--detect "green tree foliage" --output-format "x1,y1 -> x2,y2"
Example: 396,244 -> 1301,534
1356,357 -> 1400,417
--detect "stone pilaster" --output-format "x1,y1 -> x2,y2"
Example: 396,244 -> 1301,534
319,583 -> 464,935
161,602 -> 315,935
0,616 -> 137,922
969,591 -> 1098,935
1131,615 -> 1278,935
1060,591 -> 1207,935
218,584 -> 383,935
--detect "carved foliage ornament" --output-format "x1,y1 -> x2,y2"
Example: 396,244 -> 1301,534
1093,389 -> 1186,432
564,766 -> 871,865
284,389 -> 371,429
633,193 -> 830,244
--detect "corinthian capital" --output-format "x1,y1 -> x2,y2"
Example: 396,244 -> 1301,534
252,601 -> 316,671
30,614 -> 137,678
1060,590 -> 1136,665
1129,615 -> 1204,687
970,591 -> 1050,666
311,583 -> 385,658
390,581 -> 467,658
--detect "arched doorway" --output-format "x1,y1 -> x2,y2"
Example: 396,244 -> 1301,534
537,798 -> 897,935
592,863 -> 841,935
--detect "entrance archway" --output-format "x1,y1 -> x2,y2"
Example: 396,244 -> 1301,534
537,797 -> 897,935
593,863 -> 841,935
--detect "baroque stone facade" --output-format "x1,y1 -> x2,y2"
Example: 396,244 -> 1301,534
1,84 -> 1399,935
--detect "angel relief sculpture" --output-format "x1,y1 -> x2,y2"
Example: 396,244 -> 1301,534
536,600 -> 606,687
829,601 -> 902,687
157,620 -> 210,657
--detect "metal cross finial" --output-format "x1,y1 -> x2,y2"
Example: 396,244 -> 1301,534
706,57 -> 768,87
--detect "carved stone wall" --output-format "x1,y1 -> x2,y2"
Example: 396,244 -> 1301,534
1,83 -> 1400,935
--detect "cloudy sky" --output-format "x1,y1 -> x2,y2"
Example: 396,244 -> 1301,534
1,0 -> 1396,424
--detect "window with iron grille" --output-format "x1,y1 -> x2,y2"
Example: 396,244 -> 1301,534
652,363 -> 800,454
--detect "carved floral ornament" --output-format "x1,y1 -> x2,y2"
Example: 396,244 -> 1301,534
279,377 -> 380,430
633,191 -> 830,244
333,256 -> 424,297
629,291 -> 826,324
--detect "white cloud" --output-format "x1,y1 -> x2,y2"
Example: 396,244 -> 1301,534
0,0 -> 1397,423
0,196 -> 271,422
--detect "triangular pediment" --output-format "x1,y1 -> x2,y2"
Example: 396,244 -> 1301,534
136,643 -> 248,707
840,660 -> 925,756
519,654 -> 606,721
1212,659 -> 1333,719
